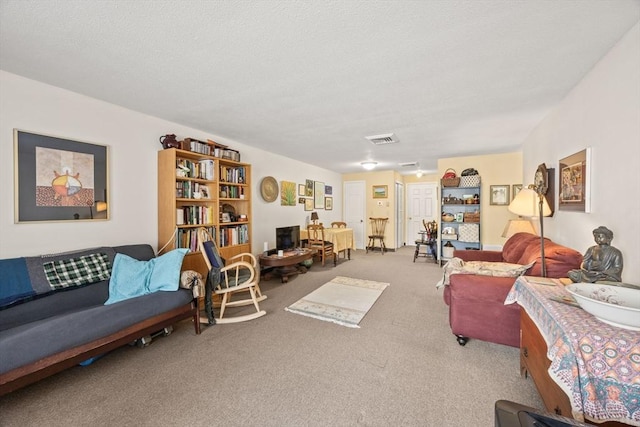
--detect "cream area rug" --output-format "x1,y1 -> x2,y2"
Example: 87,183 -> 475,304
285,276 -> 390,328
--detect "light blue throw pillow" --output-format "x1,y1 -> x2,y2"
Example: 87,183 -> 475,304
105,249 -> 188,305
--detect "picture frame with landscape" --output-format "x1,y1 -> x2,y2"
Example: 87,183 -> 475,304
372,185 -> 387,199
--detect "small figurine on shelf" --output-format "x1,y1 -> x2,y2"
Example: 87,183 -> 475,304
568,226 -> 623,283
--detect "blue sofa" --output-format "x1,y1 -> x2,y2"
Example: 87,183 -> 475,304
0,244 -> 200,395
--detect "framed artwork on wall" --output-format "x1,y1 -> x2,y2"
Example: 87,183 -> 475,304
372,185 -> 387,198
304,198 -> 313,211
314,181 -> 325,208
559,148 -> 591,213
512,184 -> 523,201
298,184 -> 305,196
14,129 -> 109,222
489,185 -> 510,206
305,179 -> 314,197
280,180 -> 296,206
325,197 -> 333,210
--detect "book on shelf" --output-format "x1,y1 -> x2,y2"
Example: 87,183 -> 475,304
219,166 -> 245,184
175,159 -> 215,180
175,226 -> 216,251
219,224 -> 249,247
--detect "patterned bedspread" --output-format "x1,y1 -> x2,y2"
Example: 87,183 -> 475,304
505,276 -> 640,425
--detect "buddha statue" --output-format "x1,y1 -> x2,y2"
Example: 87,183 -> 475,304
568,226 -> 623,283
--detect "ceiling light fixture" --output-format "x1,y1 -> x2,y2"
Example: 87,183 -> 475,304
416,170 -> 423,178
361,161 -> 378,171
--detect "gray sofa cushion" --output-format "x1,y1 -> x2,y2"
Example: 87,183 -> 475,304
0,288 -> 193,374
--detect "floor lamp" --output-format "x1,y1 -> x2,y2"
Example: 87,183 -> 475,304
507,187 -> 551,276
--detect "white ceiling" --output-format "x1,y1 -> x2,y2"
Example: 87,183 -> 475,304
1,0 -> 639,174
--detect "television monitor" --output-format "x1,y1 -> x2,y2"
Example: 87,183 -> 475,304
276,225 -> 300,251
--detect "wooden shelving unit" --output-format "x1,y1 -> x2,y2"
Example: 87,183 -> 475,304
158,145 -> 251,278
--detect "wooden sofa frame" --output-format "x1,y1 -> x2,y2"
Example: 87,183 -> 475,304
0,301 -> 200,396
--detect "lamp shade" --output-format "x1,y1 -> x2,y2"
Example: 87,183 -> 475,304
310,212 -> 319,221
502,219 -> 536,238
508,188 -> 551,217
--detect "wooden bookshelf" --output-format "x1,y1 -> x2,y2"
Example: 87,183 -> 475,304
158,147 -> 252,278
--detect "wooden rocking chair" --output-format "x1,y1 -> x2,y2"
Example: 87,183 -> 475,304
197,227 -> 266,324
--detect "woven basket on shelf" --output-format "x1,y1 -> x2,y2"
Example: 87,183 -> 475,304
441,177 -> 460,187
441,168 -> 460,187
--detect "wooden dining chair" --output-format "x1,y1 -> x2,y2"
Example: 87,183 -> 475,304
306,224 -> 337,267
197,227 -> 266,324
366,217 -> 388,255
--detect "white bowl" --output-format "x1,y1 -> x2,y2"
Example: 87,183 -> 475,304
565,283 -> 640,331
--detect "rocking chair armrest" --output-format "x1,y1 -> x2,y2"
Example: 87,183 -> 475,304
220,260 -> 256,288
228,252 -> 258,267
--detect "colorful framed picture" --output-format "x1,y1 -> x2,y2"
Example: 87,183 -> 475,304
489,185 -> 510,206
372,185 -> 387,199
325,197 -> 333,210
280,180 -> 296,206
14,129 -> 109,222
559,148 -> 591,213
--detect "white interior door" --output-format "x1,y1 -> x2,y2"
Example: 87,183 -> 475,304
396,181 -> 404,247
344,181 -> 366,249
406,182 -> 438,245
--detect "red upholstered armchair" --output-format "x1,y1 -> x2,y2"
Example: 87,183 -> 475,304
443,232 -> 582,347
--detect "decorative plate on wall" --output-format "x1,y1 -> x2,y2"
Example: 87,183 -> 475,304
260,176 -> 278,202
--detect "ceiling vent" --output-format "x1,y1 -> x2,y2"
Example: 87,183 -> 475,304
399,162 -> 418,168
365,133 -> 399,145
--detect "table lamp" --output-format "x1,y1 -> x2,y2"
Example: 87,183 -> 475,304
310,212 -> 319,225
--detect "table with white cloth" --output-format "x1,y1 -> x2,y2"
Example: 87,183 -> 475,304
505,276 -> 640,426
300,227 -> 355,260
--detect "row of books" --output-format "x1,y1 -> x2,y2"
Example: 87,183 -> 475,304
176,205 -> 215,225
219,166 -> 246,184
219,224 -> 249,247
175,227 -> 216,251
181,138 -> 212,155
219,185 -> 244,199
181,138 -> 240,161
176,159 -> 215,180
176,181 -> 211,199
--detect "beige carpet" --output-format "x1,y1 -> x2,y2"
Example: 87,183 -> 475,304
285,276 -> 389,327
0,247 -> 544,426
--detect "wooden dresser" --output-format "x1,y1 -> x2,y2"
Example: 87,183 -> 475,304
507,277 -> 639,426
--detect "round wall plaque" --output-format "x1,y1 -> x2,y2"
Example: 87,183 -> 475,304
260,176 -> 278,202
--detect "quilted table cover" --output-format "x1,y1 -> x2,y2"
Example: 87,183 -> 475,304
505,276 -> 640,426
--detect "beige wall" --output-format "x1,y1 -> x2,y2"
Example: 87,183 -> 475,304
342,170 -> 397,248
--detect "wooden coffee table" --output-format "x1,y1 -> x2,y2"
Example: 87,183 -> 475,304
259,248 -> 316,283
